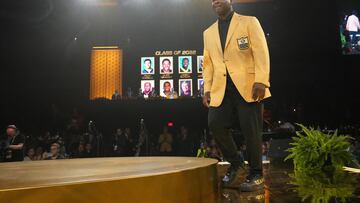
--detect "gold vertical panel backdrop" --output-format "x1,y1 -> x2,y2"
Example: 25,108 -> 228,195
90,47 -> 123,100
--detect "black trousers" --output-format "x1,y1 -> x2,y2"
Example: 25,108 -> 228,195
208,88 -> 263,174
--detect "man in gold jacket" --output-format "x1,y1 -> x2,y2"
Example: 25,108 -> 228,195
203,0 -> 271,192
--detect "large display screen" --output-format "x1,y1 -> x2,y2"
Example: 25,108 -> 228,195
86,0 -> 273,100
339,4 -> 360,55
140,51 -> 203,99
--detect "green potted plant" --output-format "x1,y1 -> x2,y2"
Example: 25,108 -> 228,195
285,124 -> 358,173
285,124 -> 360,202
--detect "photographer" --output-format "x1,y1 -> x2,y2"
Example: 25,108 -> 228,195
1,125 -> 25,162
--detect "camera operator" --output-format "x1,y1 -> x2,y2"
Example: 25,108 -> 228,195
1,125 -> 25,162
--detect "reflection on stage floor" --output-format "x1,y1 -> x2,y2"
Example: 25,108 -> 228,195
218,159 -> 360,203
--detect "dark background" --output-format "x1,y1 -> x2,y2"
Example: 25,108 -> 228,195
1,0 -> 360,133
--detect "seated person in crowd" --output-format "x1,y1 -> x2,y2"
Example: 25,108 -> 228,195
34,146 -> 47,160
84,143 -> 94,158
176,126 -> 194,156
112,90 -> 121,100
24,147 -> 36,161
72,143 -> 86,158
112,128 -> 128,156
158,127 -> 173,155
45,143 -> 64,160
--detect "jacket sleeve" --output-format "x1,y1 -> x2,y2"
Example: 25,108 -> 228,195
248,17 -> 270,87
203,32 -> 214,93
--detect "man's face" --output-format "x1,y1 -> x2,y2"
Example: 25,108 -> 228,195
116,129 -> 122,135
86,144 -> 92,151
78,144 -> 85,152
125,128 -> 131,134
181,127 -> 187,134
164,82 -> 171,92
28,148 -> 35,157
144,82 -> 151,92
182,59 -> 189,69
162,60 -> 171,71
212,0 -> 231,16
6,128 -> 16,137
36,147 -> 43,155
144,60 -> 151,69
51,145 -> 59,156
71,119 -> 78,126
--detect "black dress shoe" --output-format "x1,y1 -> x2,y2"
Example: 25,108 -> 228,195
222,164 -> 240,188
222,153 -> 245,188
239,174 -> 264,192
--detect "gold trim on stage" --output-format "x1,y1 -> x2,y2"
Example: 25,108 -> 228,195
0,157 -> 218,203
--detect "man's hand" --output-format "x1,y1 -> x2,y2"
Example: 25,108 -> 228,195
252,83 -> 266,101
202,92 -> 211,108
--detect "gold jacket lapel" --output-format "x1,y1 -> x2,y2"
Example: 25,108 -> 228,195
225,13 -> 240,51
213,21 -> 223,55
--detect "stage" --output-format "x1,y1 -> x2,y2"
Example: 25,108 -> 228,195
0,157 -> 218,203
1,157 -> 359,203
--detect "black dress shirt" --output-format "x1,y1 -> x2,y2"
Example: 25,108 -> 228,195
218,11 -> 237,92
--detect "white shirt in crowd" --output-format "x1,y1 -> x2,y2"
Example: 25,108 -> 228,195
346,14 -> 360,32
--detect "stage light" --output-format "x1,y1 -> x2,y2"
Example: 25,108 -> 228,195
80,0 -> 96,5
168,122 -> 174,127
233,0 -> 273,2
93,46 -> 119,49
80,0 -> 118,7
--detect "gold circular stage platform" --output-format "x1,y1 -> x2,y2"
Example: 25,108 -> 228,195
0,157 -> 218,203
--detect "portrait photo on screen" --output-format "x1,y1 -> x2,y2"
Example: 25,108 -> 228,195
178,56 -> 192,74
197,79 -> 204,90
160,79 -> 174,97
197,79 -> 204,96
160,57 -> 174,74
141,80 -> 155,96
179,79 -> 193,97
197,56 -> 204,73
141,57 -> 155,75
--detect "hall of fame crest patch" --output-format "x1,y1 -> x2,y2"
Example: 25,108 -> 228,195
237,37 -> 250,50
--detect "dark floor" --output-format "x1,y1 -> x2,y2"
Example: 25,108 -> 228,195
218,159 -> 360,203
